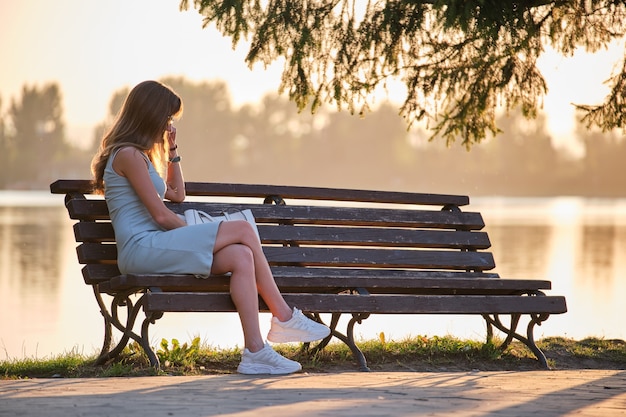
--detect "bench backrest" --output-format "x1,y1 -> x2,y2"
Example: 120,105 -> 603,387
51,179 -> 498,285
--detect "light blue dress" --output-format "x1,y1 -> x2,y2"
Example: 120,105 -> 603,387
104,148 -> 220,277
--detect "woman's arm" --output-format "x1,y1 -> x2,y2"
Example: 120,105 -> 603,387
164,125 -> 186,203
113,147 -> 186,230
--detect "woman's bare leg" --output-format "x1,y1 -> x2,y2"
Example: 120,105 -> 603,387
211,243 -> 265,352
212,221 -> 292,320
211,221 -> 293,351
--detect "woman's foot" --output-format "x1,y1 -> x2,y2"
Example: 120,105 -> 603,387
237,342 -> 302,375
267,307 -> 331,343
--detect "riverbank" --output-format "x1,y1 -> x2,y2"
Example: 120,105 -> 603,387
2,336 -> 625,379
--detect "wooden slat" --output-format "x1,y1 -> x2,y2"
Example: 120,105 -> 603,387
77,243 -> 117,264
183,182 -> 470,206
269,267 -> 541,290
51,179 -> 470,206
50,179 -> 94,194
74,222 -> 115,242
110,274 -> 231,292
67,199 -> 485,229
143,292 -> 234,312
76,243 -> 495,270
175,204 -> 485,229
71,222 -> 490,248
109,272 -> 551,294
264,247 -> 495,271
281,294 -> 569,314
144,292 -> 568,315
258,225 -> 491,249
271,266 -> 500,279
82,264 -> 121,284
66,199 -> 109,220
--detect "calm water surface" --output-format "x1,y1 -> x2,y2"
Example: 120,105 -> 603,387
1,191 -> 625,359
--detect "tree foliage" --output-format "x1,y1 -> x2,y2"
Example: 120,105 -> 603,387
180,0 -> 626,147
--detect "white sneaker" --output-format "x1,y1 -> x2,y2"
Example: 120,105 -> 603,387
237,342 -> 302,375
267,307 -> 331,343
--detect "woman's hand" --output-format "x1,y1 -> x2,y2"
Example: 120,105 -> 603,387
167,125 -> 177,150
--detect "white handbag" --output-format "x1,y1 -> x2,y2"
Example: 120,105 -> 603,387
182,208 -> 260,239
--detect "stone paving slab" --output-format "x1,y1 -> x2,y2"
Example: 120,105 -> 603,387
1,370 -> 625,417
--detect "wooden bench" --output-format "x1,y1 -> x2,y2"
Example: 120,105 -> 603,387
50,179 -> 567,370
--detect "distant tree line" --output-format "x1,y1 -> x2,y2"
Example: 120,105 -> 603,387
0,77 -> 624,197
0,83 -> 90,189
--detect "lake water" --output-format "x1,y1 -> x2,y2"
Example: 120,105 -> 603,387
1,191 -> 625,360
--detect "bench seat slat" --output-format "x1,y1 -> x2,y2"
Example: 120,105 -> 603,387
271,266 -> 500,279
144,292 -> 568,315
85,265 -> 501,286
84,266 -> 502,286
108,273 -> 551,293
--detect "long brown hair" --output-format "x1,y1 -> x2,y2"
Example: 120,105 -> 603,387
91,80 -> 183,192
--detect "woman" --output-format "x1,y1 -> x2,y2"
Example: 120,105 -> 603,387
91,80 -> 329,374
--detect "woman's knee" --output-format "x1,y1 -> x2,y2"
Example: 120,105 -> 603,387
215,220 -> 258,247
212,244 -> 254,275
232,220 -> 259,244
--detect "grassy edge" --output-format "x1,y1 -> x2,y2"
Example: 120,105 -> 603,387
1,336 -> 625,379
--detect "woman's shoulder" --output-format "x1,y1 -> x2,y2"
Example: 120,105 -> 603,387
114,146 -> 149,163
111,146 -> 150,175
116,145 -> 143,156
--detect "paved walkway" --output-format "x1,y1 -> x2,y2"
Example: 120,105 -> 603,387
1,370 -> 625,416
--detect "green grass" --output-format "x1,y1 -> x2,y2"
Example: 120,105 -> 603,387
1,336 -> 625,379
538,336 -> 626,366
0,351 -> 90,379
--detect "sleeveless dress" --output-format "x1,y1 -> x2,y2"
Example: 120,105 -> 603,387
104,148 -> 220,277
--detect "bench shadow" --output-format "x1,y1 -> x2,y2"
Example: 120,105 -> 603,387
481,370 -> 626,417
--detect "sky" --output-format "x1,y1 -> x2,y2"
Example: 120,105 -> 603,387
0,0 -> 285,146
0,0 -> 624,154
